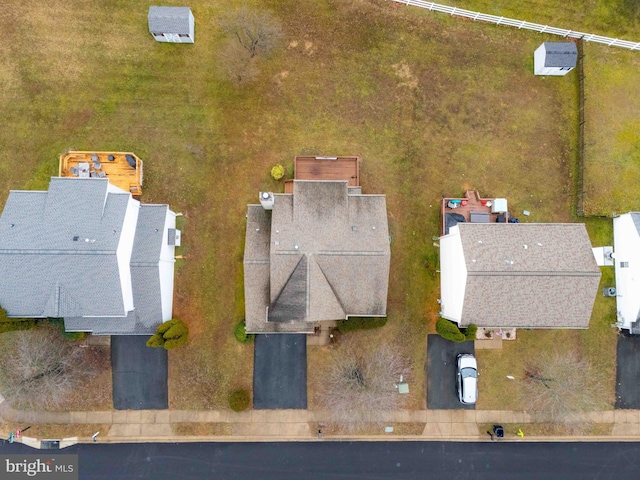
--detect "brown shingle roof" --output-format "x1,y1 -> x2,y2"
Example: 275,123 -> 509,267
454,223 -> 601,328
243,181 -> 390,333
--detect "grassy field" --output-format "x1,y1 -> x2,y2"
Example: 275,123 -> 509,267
0,0 -> 629,413
583,44 -> 640,214
439,1 -> 640,215
447,0 -> 640,38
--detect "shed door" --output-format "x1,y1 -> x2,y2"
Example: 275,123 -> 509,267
164,33 -> 180,43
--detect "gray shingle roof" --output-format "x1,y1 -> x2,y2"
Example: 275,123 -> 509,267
631,212 -> 640,236
66,265 -> 163,335
543,42 -> 578,68
0,178 -> 174,335
65,205 -> 170,335
148,6 -> 192,34
0,178 -> 128,317
455,223 -> 600,328
131,205 -> 168,264
244,181 -> 390,332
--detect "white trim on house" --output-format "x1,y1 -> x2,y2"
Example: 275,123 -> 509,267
116,196 -> 140,313
439,224 -> 467,324
159,209 -> 177,321
613,213 -> 640,331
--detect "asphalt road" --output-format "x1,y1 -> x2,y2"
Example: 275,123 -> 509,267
111,336 -> 168,410
253,334 -> 307,409
4,441 -> 640,479
616,333 -> 640,409
427,334 -> 475,409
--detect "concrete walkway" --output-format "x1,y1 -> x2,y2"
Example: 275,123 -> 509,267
4,406 -> 640,443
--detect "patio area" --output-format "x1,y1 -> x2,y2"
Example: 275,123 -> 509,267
441,190 -> 511,235
284,156 -> 360,193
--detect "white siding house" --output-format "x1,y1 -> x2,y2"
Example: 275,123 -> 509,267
0,177 -> 181,335
439,223 -> 601,329
148,6 -> 195,43
613,213 -> 640,334
534,42 -> 578,76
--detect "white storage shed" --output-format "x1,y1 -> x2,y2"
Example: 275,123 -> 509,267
534,42 -> 578,76
148,6 -> 195,43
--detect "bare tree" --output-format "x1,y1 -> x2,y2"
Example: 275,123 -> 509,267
317,338 -> 411,433
0,328 -> 98,410
219,6 -> 283,58
520,350 -> 609,432
218,39 -> 260,85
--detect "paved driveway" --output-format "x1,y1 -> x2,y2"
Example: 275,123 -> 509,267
426,334 -> 475,410
253,334 -> 307,409
616,333 -> 640,409
111,335 -> 168,410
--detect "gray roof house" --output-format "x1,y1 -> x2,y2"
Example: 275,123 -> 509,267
439,223 -> 601,329
244,180 -> 391,333
0,177 -> 179,335
534,42 -> 578,76
148,6 -> 194,43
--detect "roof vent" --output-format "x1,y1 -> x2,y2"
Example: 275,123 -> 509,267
505,259 -> 514,265
73,236 -> 79,241
294,244 -> 299,250
352,226 -> 358,232
10,223 -> 15,228
523,244 -> 528,249
537,243 -> 542,246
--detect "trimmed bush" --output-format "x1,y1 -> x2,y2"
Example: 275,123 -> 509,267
463,323 -> 478,341
229,389 -> 251,412
436,318 -> 466,343
157,318 -> 181,335
338,317 -> 387,333
270,164 -> 285,180
146,333 -> 165,348
234,322 -> 254,344
0,319 -> 37,335
147,318 -> 189,350
164,335 -> 188,350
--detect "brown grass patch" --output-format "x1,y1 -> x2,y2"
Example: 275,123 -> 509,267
172,423 -> 232,436
0,422 -> 110,439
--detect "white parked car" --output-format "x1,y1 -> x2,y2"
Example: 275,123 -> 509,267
456,354 -> 478,405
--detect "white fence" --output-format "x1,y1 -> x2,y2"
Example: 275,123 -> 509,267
395,0 -> 640,50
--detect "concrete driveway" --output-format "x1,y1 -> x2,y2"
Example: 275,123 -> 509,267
426,334 -> 475,410
111,335 -> 168,410
253,334 -> 307,410
616,333 -> 640,409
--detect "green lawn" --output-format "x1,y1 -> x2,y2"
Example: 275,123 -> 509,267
0,0 -> 632,412
583,44 -> 640,214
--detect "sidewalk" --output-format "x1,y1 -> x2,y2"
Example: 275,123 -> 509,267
3,407 -> 640,445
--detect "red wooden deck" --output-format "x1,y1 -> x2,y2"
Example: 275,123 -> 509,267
284,156 -> 360,193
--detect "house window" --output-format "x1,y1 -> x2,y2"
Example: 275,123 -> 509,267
621,261 -> 629,268
559,67 -> 573,71
178,34 -> 190,37
152,32 -> 161,36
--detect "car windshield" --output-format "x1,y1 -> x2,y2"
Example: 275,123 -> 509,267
460,367 -> 477,379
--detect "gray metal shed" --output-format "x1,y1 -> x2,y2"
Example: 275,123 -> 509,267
148,6 -> 194,43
